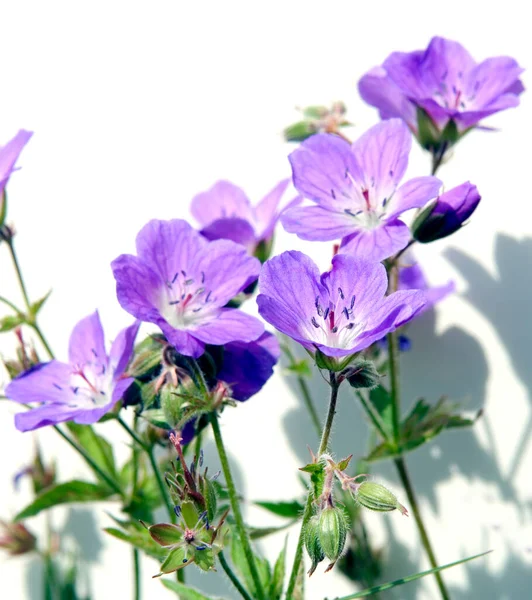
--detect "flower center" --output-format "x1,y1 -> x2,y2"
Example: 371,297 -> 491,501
310,289 -> 366,348
160,270 -> 216,330
68,350 -> 111,408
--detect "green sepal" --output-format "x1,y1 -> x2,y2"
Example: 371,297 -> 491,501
0,313 -> 25,332
180,501 -> 199,529
193,546 -> 215,571
344,360 -> 381,390
315,348 -> 356,372
283,121 -> 316,142
156,546 -> 189,576
299,461 -> 325,500
28,290 -> 52,321
148,523 -> 183,547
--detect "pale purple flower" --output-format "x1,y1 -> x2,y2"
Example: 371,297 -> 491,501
399,254 -> 455,312
0,130 -> 33,195
6,312 -> 139,432
257,251 -> 425,358
281,119 -> 441,261
359,36 -> 524,134
413,182 -> 481,242
111,219 -> 264,358
190,179 -> 292,253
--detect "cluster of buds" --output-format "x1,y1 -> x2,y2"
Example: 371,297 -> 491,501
0,520 -> 36,556
14,445 -> 56,494
302,453 -> 407,576
283,102 -> 350,142
143,433 -> 227,576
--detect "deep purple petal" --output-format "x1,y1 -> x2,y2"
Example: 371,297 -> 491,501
68,311 -> 107,367
351,119 -> 412,203
190,181 -> 253,226
433,182 -> 481,220
255,178 -> 291,240
340,220 -> 411,261
158,322 -> 206,358
111,254 -> 164,323
135,220 -> 206,284
14,405 -> 86,432
6,361 -> 74,405
281,205 -> 358,241
358,67 -> 417,129
111,377 -> 135,403
200,218 -> 257,248
192,309 -> 264,346
109,321 -> 141,378
385,176 -> 441,220
288,133 -> 363,211
219,332 -> 279,401
190,239 -> 261,306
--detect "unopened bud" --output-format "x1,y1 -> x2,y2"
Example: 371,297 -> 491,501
355,481 -> 408,516
318,506 -> 348,567
343,359 -> 380,389
0,520 -> 37,556
304,515 -> 325,576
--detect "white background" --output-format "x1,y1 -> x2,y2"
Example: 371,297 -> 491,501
0,2 -> 531,599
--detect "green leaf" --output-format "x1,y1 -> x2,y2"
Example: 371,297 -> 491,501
66,423 -> 118,485
254,500 -> 304,519
366,397 -> 479,462
15,480 -> 114,520
140,408 -> 173,430
269,539 -> 287,600
231,533 -> 271,597
368,386 -> 394,437
104,522 -> 166,561
334,550 -> 492,599
249,520 -> 297,540
161,580 -> 227,599
0,313 -> 25,332
29,290 -> 52,320
283,121 -> 316,142
284,360 -> 312,378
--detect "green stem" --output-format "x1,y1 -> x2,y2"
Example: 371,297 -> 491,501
30,323 -> 55,360
53,424 -> 123,496
297,376 -> 321,438
394,457 -> 450,600
7,239 -> 31,311
133,548 -> 140,600
355,390 -> 390,442
0,295 -> 23,315
386,261 -> 450,600
209,412 -> 266,600
219,552 -> 254,600
286,371 -> 340,599
117,416 -> 176,524
431,142 -> 448,176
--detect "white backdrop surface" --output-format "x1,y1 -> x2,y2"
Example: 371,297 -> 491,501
0,1 -> 531,599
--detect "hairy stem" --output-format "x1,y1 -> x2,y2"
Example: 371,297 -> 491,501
285,371 -> 340,599
209,412 -> 266,600
298,376 -> 322,438
219,551 -> 254,600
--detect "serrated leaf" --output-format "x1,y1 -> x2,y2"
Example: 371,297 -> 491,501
67,423 -> 118,485
161,580 -> 227,599
255,500 -> 304,519
15,480 -> 114,520
0,313 -> 25,332
334,550 -> 492,599
269,538 -> 287,600
29,290 -> 52,319
104,522 -> 166,561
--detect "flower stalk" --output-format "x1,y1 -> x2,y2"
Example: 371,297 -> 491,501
286,371 -> 340,599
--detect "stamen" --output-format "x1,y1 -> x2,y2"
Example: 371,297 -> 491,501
185,278 -> 194,286
343,307 -> 350,320
346,323 -> 355,329
201,271 -> 205,283
53,383 -> 63,390
350,296 -> 355,309
315,296 -> 323,317
338,287 -> 344,300
172,272 -> 179,284
323,307 -> 330,320
199,450 -> 204,467
331,189 -> 336,199
169,299 -> 180,305
181,270 -> 187,277
331,326 -> 338,333
205,291 -> 212,303
311,317 -> 320,328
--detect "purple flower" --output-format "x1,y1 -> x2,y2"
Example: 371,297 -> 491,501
359,37 -> 524,135
111,219 -> 264,358
257,251 -> 425,358
181,332 -> 280,443
413,182 -> 481,243
281,119 -> 441,261
190,179 -> 293,254
399,254 -> 455,312
6,312 -> 139,432
0,130 -> 33,195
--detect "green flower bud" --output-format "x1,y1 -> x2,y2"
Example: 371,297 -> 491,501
343,359 -> 380,390
355,481 -> 408,516
318,506 -> 348,564
160,385 -> 183,428
304,515 -> 325,576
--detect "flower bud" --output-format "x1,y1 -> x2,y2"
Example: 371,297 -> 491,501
318,506 -> 348,565
304,515 -> 325,576
412,182 -> 481,243
0,520 -> 37,556
343,359 -> 380,390
355,481 -> 408,516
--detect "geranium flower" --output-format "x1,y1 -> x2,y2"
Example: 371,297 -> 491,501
358,36 -> 524,135
190,179 -> 291,255
281,119 -> 441,260
6,312 -> 139,431
0,130 -> 33,196
111,219 -> 264,358
257,251 -> 425,358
